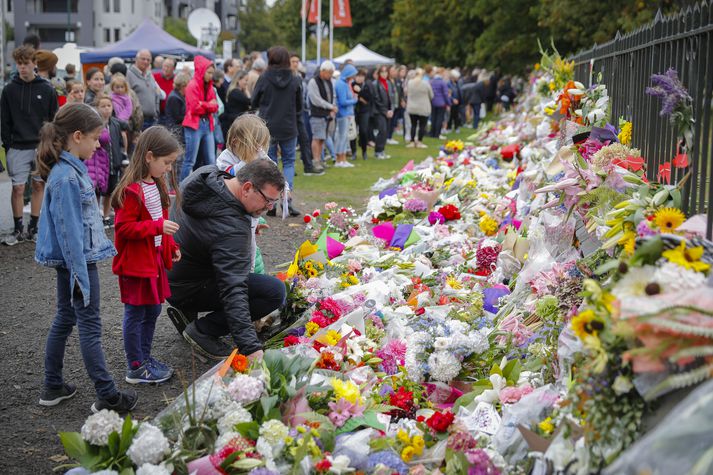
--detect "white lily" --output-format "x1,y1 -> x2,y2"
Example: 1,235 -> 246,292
327,454 -> 355,474
586,109 -> 606,124
475,374 -> 507,404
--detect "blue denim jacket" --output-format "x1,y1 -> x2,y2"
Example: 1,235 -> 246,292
35,150 -> 116,306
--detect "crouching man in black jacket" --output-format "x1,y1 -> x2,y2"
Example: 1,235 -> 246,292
166,160 -> 286,361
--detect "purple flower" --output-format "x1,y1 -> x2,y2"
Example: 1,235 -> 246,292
637,220 -> 657,238
249,469 -> 281,475
577,138 -> 606,161
403,198 -> 428,213
428,211 -> 446,225
646,68 -> 691,117
466,448 -> 501,475
367,450 -> 409,475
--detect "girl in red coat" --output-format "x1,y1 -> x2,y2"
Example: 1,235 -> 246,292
111,126 -> 182,384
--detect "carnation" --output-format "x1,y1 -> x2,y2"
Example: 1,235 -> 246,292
499,384 -> 534,404
259,419 -> 289,445
227,374 -> 264,405
428,211 -> 446,225
217,404 -> 253,434
80,409 -> 124,446
427,351 -> 461,382
136,463 -> 172,475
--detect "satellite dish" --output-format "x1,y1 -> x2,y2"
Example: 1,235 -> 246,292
187,8 -> 221,49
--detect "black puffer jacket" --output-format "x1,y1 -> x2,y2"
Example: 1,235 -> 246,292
168,166 -> 261,354
251,68 -> 303,141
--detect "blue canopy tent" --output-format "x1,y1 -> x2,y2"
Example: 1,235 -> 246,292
80,20 -> 214,64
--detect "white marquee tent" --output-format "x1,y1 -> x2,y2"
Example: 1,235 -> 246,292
333,44 -> 395,66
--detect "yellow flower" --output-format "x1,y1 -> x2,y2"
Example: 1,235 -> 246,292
548,81 -> 556,91
316,262 -> 324,270
534,63 -> 541,71
397,429 -> 410,445
401,445 -> 416,463
412,435 -> 425,453
618,230 -> 636,255
446,275 -> 463,290
307,268 -> 318,278
304,261 -> 314,270
284,436 -> 294,445
538,417 -> 554,434
331,378 -> 361,404
444,178 -> 454,189
321,330 -> 342,346
618,121 -> 632,145
662,241 -> 711,273
348,275 -> 359,285
571,309 -> 604,340
480,215 -> 499,236
653,207 -> 685,233
480,193 -> 490,200
305,321 -> 320,337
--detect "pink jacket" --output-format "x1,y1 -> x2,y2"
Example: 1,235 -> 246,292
182,55 -> 218,131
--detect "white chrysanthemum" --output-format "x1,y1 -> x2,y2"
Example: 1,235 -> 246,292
612,265 -> 657,300
256,435 -> 284,460
127,423 -> 170,466
80,409 -> 123,446
136,462 -> 172,475
259,419 -> 289,445
217,404 -> 253,434
433,337 -> 449,351
227,374 -> 264,405
404,349 -> 424,382
653,262 -> 707,293
428,351 -> 461,382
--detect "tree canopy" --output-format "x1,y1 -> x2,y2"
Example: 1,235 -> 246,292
235,0 -> 697,74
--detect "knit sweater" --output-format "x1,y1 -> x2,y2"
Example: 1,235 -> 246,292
405,78 -> 434,117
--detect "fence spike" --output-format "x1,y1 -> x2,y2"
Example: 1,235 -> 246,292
654,9 -> 664,22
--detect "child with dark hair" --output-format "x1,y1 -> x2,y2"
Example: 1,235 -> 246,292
35,103 -> 138,413
111,126 -> 182,383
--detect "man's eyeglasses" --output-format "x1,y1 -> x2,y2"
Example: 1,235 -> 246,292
255,186 -> 280,206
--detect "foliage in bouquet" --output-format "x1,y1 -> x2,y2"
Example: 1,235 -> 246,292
569,81 -> 610,127
566,279 -> 646,466
304,203 -> 360,242
537,40 -> 575,95
58,412 -> 142,473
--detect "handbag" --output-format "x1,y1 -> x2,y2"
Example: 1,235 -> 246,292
347,115 -> 358,141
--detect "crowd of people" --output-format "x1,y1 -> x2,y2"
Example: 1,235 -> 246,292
0,36 -> 522,413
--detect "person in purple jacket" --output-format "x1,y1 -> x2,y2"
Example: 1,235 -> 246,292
429,68 -> 451,139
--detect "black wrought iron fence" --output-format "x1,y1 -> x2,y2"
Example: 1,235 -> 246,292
571,1 -> 713,237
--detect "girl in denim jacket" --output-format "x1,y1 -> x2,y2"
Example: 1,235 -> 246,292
111,127 -> 182,384
35,103 -> 138,413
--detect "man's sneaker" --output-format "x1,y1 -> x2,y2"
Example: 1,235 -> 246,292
166,306 -> 196,335
125,361 -> 172,384
182,321 -> 233,360
39,382 -> 77,406
3,229 -> 25,246
91,389 -> 138,414
438,134 -> 447,140
147,356 -> 174,377
386,138 -> 399,145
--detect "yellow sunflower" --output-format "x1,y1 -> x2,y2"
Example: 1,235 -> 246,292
480,215 -> 499,236
653,207 -> 685,233
662,241 -> 711,273
571,309 -> 605,340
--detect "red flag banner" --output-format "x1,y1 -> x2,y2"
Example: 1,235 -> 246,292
307,0 -> 320,24
332,0 -> 352,27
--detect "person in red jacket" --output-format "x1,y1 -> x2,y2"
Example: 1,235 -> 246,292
111,126 -> 182,384
153,57 -> 175,115
180,55 -> 219,181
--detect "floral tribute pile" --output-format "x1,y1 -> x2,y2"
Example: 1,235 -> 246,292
61,51 -> 713,475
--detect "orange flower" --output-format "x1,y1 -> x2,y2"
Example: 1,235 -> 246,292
231,354 -> 250,373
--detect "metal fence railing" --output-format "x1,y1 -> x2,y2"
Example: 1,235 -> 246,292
571,1 -> 713,237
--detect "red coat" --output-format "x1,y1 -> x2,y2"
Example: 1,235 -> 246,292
153,72 -> 175,113
112,182 -> 179,278
182,55 -> 218,131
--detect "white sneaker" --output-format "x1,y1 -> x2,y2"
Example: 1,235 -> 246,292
438,134 -> 447,140
341,161 -> 355,167
334,162 -> 346,168
406,142 -> 416,148
386,138 -> 399,145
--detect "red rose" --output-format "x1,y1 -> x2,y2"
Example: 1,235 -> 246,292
389,386 -> 414,411
372,217 -> 380,224
284,335 -> 300,347
313,210 -> 321,217
437,204 -> 461,221
304,215 -> 312,223
426,410 -> 455,432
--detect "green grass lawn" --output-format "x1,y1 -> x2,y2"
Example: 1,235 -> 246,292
292,124 -> 482,210
0,148 -> 5,170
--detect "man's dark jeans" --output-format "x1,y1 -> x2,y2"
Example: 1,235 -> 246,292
168,273 -> 286,338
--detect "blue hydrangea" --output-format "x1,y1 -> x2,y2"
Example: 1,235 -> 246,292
367,450 -> 409,475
